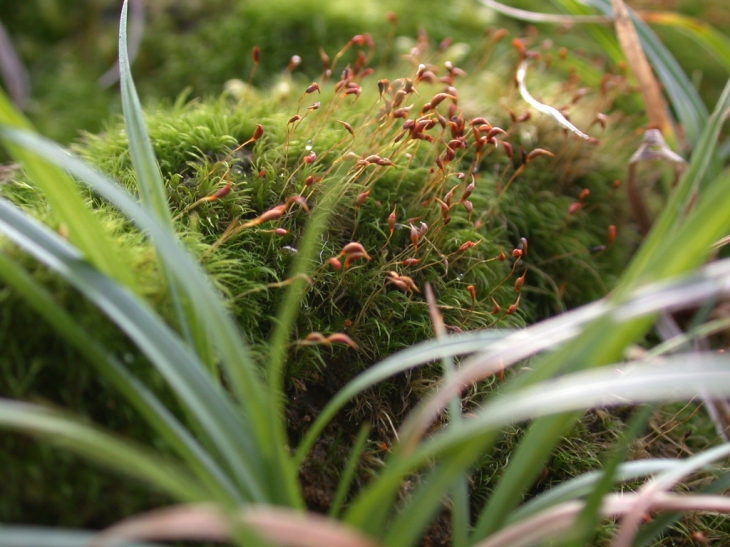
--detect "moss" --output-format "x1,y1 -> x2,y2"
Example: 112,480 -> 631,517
0,24 -> 641,530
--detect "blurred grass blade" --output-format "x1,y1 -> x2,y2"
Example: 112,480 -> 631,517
613,442 -> 730,547
509,459 -> 681,524
477,491 -> 730,547
0,127 -> 275,478
329,425 -> 370,519
0,197 -> 268,502
97,504 -> 381,547
99,0 -> 145,88
575,0 -> 709,146
119,0 -> 172,227
0,399 -> 208,502
354,356 -> 730,539
635,471 -> 730,546
426,285 -> 469,547
478,0 -> 611,23
0,528 -> 161,547
0,19 -> 30,109
0,90 -> 134,288
611,0 -> 673,137
418,357 -> 730,482
0,253 -> 242,504
639,11 -> 730,73
564,406 -> 653,547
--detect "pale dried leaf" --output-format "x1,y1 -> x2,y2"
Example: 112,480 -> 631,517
516,60 -> 590,140
93,503 -> 382,547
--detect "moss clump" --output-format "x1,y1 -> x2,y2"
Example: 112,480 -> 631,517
0,29 -> 639,527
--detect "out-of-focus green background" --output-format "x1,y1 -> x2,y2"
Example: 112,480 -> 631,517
1,0 -> 728,143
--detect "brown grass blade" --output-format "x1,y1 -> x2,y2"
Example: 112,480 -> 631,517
611,0 -> 674,138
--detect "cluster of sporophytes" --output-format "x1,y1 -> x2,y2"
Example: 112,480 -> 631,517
0,21 -> 638,526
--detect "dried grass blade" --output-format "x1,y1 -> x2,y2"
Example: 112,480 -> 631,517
611,0 -> 673,137
516,60 -> 590,140
94,504 -> 382,547
478,0 -> 611,24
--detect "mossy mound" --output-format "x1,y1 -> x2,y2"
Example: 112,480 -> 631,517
0,31 -> 639,526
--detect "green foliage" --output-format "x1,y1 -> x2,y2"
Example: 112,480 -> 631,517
1,1 -> 730,546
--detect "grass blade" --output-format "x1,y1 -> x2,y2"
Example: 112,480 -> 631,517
0,196 -> 268,502
0,19 -> 30,109
611,0 -> 673,136
294,330 -> 510,467
0,528 -> 160,547
0,252 -> 243,504
118,0 -> 172,227
508,459 -> 681,524
577,0 -> 709,146
563,406 -> 653,547
0,90 -> 134,288
0,399 -> 208,502
640,11 -> 730,73
118,0 -> 210,360
0,126 -> 278,492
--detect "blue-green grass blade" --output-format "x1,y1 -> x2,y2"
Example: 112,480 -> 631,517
118,0 -> 171,227
640,12 -> 730,74
0,197 -> 268,502
0,127 -> 277,492
118,0 -> 210,361
0,252 -> 243,505
470,80 -> 730,538
0,398 -> 208,502
0,90 -> 134,288
0,528 -> 161,547
619,78 -> 730,290
578,0 -> 709,146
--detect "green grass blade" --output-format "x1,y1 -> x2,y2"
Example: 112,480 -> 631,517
619,79 -> 730,290
294,330 -> 510,467
0,197 -> 268,502
0,399 -> 208,502
635,472 -> 730,546
563,406 -> 653,547
358,357 -> 730,541
328,424 -> 371,519
0,126 -> 272,459
0,252 -> 243,505
0,90 -> 134,288
641,12 -> 730,73
118,0 -> 172,227
118,0 -> 210,360
262,177 -> 344,506
578,0 -> 709,145
469,81 -> 730,539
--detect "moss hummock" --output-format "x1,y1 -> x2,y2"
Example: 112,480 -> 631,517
0,28 -> 639,526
